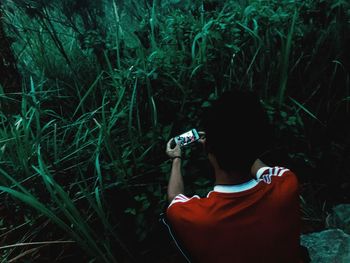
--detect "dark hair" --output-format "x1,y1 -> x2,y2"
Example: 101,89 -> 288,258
202,90 -> 272,175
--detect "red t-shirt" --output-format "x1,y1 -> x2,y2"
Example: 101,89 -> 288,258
167,166 -> 301,263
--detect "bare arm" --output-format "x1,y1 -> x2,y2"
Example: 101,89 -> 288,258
165,131 -> 206,203
250,158 -> 268,177
165,139 -> 184,203
167,157 -> 184,203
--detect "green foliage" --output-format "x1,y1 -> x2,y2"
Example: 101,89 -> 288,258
0,0 -> 349,261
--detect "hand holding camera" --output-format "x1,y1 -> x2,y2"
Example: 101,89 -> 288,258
166,139 -> 182,160
165,129 -> 206,160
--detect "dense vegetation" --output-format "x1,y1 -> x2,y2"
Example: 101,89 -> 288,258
0,0 -> 349,262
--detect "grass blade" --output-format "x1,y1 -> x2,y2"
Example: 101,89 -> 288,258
289,96 -> 325,126
278,9 -> 298,106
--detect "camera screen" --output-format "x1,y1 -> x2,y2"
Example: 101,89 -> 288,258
177,130 -> 196,146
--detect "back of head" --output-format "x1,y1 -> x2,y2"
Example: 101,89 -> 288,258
202,89 -> 272,175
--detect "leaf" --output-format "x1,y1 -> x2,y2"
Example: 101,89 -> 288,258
124,208 -> 136,216
201,101 -> 211,108
289,97 -> 324,126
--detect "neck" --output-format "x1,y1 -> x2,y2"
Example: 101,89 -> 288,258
214,159 -> 267,186
215,170 -> 251,185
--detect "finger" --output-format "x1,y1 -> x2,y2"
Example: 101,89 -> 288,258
198,138 -> 206,144
198,139 -> 206,146
174,143 -> 180,150
167,138 -> 177,151
198,131 -> 206,139
166,139 -> 172,152
173,144 -> 181,156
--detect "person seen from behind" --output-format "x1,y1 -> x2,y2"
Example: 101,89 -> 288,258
165,89 -> 303,263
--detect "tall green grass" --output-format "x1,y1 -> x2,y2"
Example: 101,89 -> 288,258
0,78 -> 137,261
0,0 -> 349,261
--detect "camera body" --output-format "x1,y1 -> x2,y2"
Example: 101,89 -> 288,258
174,129 -> 200,147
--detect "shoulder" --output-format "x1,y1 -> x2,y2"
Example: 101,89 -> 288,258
256,166 -> 295,180
166,194 -> 203,223
256,166 -> 299,191
167,194 -> 201,209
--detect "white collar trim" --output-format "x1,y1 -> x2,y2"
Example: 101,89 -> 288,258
213,179 -> 258,193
